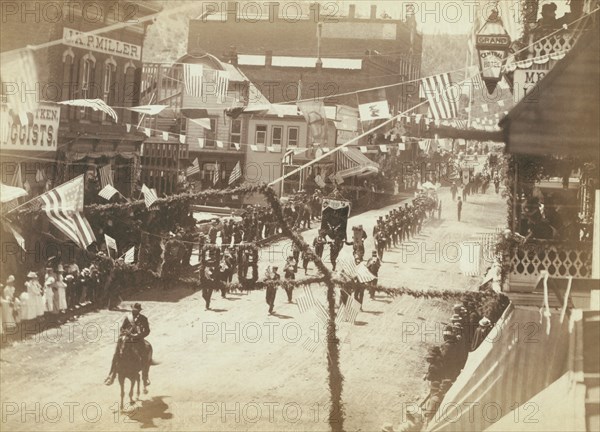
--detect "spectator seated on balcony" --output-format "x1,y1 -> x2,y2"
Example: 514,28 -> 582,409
523,204 -> 557,240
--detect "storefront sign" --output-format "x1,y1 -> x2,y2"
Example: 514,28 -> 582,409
336,129 -> 358,145
63,27 -> 141,61
513,69 -> 549,101
0,103 -> 60,152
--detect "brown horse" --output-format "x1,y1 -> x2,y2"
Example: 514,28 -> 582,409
116,336 -> 153,410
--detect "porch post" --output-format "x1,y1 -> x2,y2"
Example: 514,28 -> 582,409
593,189 -> 599,278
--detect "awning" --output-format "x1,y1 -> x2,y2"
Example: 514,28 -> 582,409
0,183 -> 28,203
427,304 -> 572,432
336,148 -> 379,179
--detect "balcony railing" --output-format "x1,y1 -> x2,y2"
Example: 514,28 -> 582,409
507,240 -> 594,292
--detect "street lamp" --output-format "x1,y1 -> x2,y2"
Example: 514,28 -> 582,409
475,9 -> 511,94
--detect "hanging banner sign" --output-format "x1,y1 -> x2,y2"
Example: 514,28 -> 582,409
513,69 -> 550,102
62,27 -> 141,61
1,102 -> 60,152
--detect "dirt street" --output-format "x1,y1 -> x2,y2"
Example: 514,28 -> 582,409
0,186 -> 505,431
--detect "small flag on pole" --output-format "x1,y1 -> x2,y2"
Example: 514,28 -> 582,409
104,234 -> 117,252
98,184 -> 119,201
186,158 -> 200,177
124,246 -> 135,264
141,184 -> 158,208
228,161 -> 242,185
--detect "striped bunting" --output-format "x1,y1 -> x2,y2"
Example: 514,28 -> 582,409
39,175 -> 96,248
213,162 -> 221,185
57,99 -> 118,122
98,184 -> 119,201
297,286 -> 316,313
141,184 -> 158,208
420,73 -> 459,120
98,164 -> 113,188
183,64 -> 203,98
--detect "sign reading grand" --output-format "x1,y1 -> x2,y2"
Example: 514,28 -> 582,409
476,34 -> 511,48
63,27 -> 141,61
1,103 -> 60,152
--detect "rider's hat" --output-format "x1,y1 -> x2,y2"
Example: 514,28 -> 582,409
132,303 -> 142,311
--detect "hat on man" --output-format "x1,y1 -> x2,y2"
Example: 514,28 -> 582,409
453,303 -> 463,312
27,271 -> 38,279
6,275 -> 15,284
450,314 -> 462,322
132,303 -> 142,311
479,317 -> 492,327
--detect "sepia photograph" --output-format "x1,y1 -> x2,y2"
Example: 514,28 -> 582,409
1,1 -> 599,431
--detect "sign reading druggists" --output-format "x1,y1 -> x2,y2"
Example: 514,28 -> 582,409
0,103 -> 60,152
62,27 -> 141,61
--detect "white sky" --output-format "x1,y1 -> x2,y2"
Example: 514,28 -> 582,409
333,0 -> 571,34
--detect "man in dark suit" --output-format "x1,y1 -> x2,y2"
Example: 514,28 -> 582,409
105,303 -> 151,386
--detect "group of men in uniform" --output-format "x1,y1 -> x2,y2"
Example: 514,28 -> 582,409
372,196 -> 436,260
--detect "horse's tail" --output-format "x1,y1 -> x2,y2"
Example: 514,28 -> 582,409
146,342 -> 160,365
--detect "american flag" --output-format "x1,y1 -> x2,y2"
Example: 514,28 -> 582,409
183,64 -> 203,98
228,161 -> 242,185
420,73 -> 459,120
0,48 -> 39,117
124,246 -> 135,264
57,99 -> 118,122
98,184 -> 119,201
296,286 -> 316,314
337,259 -> 376,284
39,175 -> 96,248
186,158 -> 200,177
213,162 -> 221,186
215,70 -> 230,101
141,184 -> 158,208
104,234 -> 117,252
98,164 -> 113,188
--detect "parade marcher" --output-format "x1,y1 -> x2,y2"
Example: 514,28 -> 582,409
265,266 -> 279,315
451,182 -> 457,201
292,241 -> 301,272
202,262 -> 216,311
223,248 -> 236,283
457,197 -> 463,222
366,251 -> 381,299
222,219 -> 233,248
352,258 -> 366,310
329,237 -> 344,271
208,219 -> 219,245
313,230 -> 327,260
494,176 -> 500,194
374,228 -> 387,261
283,255 -> 296,303
105,303 -> 152,387
301,250 -> 311,275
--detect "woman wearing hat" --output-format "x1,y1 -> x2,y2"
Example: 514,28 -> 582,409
471,317 -> 492,352
26,271 -> 44,318
44,268 -> 56,314
1,276 -> 20,330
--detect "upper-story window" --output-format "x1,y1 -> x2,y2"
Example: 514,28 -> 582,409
102,57 -> 117,121
272,126 -> 283,146
61,48 -> 75,119
287,127 -> 299,147
205,118 -> 218,147
123,61 -> 137,123
255,125 -> 267,146
80,53 -> 96,118
230,118 -> 242,149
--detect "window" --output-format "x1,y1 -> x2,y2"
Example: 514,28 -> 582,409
287,127 -> 299,147
80,53 -> 96,118
272,126 -> 283,146
255,125 -> 267,146
62,49 -> 75,120
230,118 -> 242,149
102,57 -> 117,121
123,61 -> 137,123
202,162 -> 220,184
205,118 -> 218,147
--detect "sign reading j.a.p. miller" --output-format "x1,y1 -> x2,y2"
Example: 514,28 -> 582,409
62,27 -> 141,61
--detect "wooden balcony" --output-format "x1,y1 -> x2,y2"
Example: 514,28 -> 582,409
506,240 -> 594,292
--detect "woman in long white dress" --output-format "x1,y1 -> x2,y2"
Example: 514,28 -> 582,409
56,271 -> 68,312
26,272 -> 44,317
2,276 -> 18,330
44,268 -> 56,314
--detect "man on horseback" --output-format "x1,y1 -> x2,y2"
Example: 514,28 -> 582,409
105,303 -> 151,387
